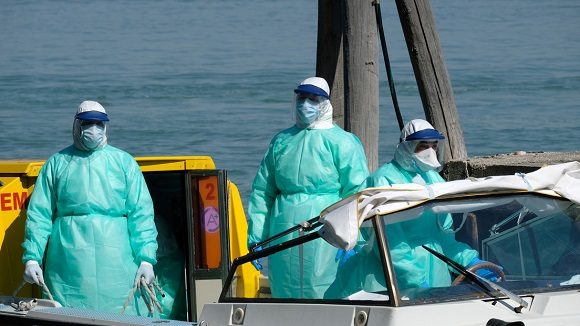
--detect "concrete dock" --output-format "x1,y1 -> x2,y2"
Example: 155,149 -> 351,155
443,151 -> 580,181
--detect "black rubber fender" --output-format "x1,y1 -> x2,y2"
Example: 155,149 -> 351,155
486,318 -> 525,326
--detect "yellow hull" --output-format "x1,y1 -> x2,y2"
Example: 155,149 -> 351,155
0,156 -> 259,311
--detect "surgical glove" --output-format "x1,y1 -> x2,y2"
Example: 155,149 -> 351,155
135,261 -> 155,288
250,246 -> 263,271
24,260 -> 45,285
335,249 -> 355,267
467,258 -> 502,282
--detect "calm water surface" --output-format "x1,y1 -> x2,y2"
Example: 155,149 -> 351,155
1,0 -> 579,201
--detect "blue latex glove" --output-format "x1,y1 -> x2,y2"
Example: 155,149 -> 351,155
467,258 -> 502,282
335,249 -> 356,267
419,280 -> 430,288
250,246 -> 263,271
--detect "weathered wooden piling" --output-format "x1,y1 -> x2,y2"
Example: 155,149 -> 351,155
394,0 -> 467,161
315,0 -> 578,180
317,0 -> 379,172
317,0 -> 466,171
316,0 -> 345,126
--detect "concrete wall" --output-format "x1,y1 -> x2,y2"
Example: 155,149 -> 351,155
442,151 -> 580,181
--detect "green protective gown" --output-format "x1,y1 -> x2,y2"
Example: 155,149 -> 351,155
360,160 -> 443,190
362,161 -> 478,289
153,215 -> 187,320
248,125 -> 369,299
22,145 -> 158,315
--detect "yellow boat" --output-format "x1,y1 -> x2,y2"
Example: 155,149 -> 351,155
0,155 -> 260,322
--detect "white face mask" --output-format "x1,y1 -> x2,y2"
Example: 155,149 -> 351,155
412,148 -> 441,172
81,124 -> 105,150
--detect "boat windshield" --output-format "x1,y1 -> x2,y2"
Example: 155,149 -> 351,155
221,193 -> 580,305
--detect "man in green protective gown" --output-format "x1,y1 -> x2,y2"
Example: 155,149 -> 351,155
247,77 -> 369,299
22,100 -> 159,316
325,119 -> 499,299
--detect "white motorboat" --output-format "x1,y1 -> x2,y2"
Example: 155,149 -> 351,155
201,161 -> 580,326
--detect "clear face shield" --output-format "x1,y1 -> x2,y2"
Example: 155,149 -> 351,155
291,92 -> 325,128
73,118 -> 108,151
410,139 -> 445,172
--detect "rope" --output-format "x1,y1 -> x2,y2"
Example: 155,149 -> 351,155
139,283 -> 153,314
12,278 -> 159,315
516,173 -> 534,191
120,277 -> 163,315
11,299 -> 37,311
120,284 -> 139,314
12,280 -> 26,298
13,280 -> 54,301
11,280 -> 55,311
41,282 -> 54,301
140,278 -> 162,313
437,212 -> 468,234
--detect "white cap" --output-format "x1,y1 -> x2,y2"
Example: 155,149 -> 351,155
75,100 -> 109,121
294,77 -> 330,99
400,119 -> 444,142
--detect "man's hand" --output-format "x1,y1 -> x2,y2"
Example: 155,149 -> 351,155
134,262 -> 155,288
250,245 -> 263,271
468,258 -> 503,282
24,260 -> 45,285
335,249 -> 356,267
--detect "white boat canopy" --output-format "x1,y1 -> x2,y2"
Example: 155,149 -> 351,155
318,161 -> 580,251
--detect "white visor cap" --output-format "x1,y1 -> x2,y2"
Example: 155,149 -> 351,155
295,77 -> 331,99
76,100 -> 109,121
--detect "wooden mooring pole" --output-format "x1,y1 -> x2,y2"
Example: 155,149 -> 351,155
317,0 -> 465,168
316,0 -> 345,128
317,0 -> 379,172
394,0 -> 467,161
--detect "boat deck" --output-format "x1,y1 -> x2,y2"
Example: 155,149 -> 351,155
0,297 -> 195,326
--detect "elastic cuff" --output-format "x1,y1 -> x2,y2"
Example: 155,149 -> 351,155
138,247 -> 158,265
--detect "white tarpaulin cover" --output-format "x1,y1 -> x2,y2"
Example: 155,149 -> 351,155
318,161 -> 580,250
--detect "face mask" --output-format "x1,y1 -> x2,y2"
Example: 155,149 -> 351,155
81,124 -> 105,150
296,99 -> 320,126
412,148 -> 441,172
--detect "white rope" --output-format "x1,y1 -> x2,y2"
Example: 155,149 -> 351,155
437,212 -> 468,234
12,280 -> 26,298
11,299 -> 37,311
141,278 -> 163,313
516,173 -> 534,191
11,280 -> 54,311
120,284 -> 139,314
120,277 -> 163,315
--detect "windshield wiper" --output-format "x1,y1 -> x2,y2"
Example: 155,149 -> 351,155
421,245 -> 528,312
249,216 -> 320,251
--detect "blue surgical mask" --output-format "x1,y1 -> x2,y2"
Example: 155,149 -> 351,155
296,99 -> 320,126
81,124 -> 105,150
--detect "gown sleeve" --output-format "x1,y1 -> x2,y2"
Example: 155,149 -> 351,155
22,157 -> 57,264
247,140 -> 279,246
125,157 -> 158,265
